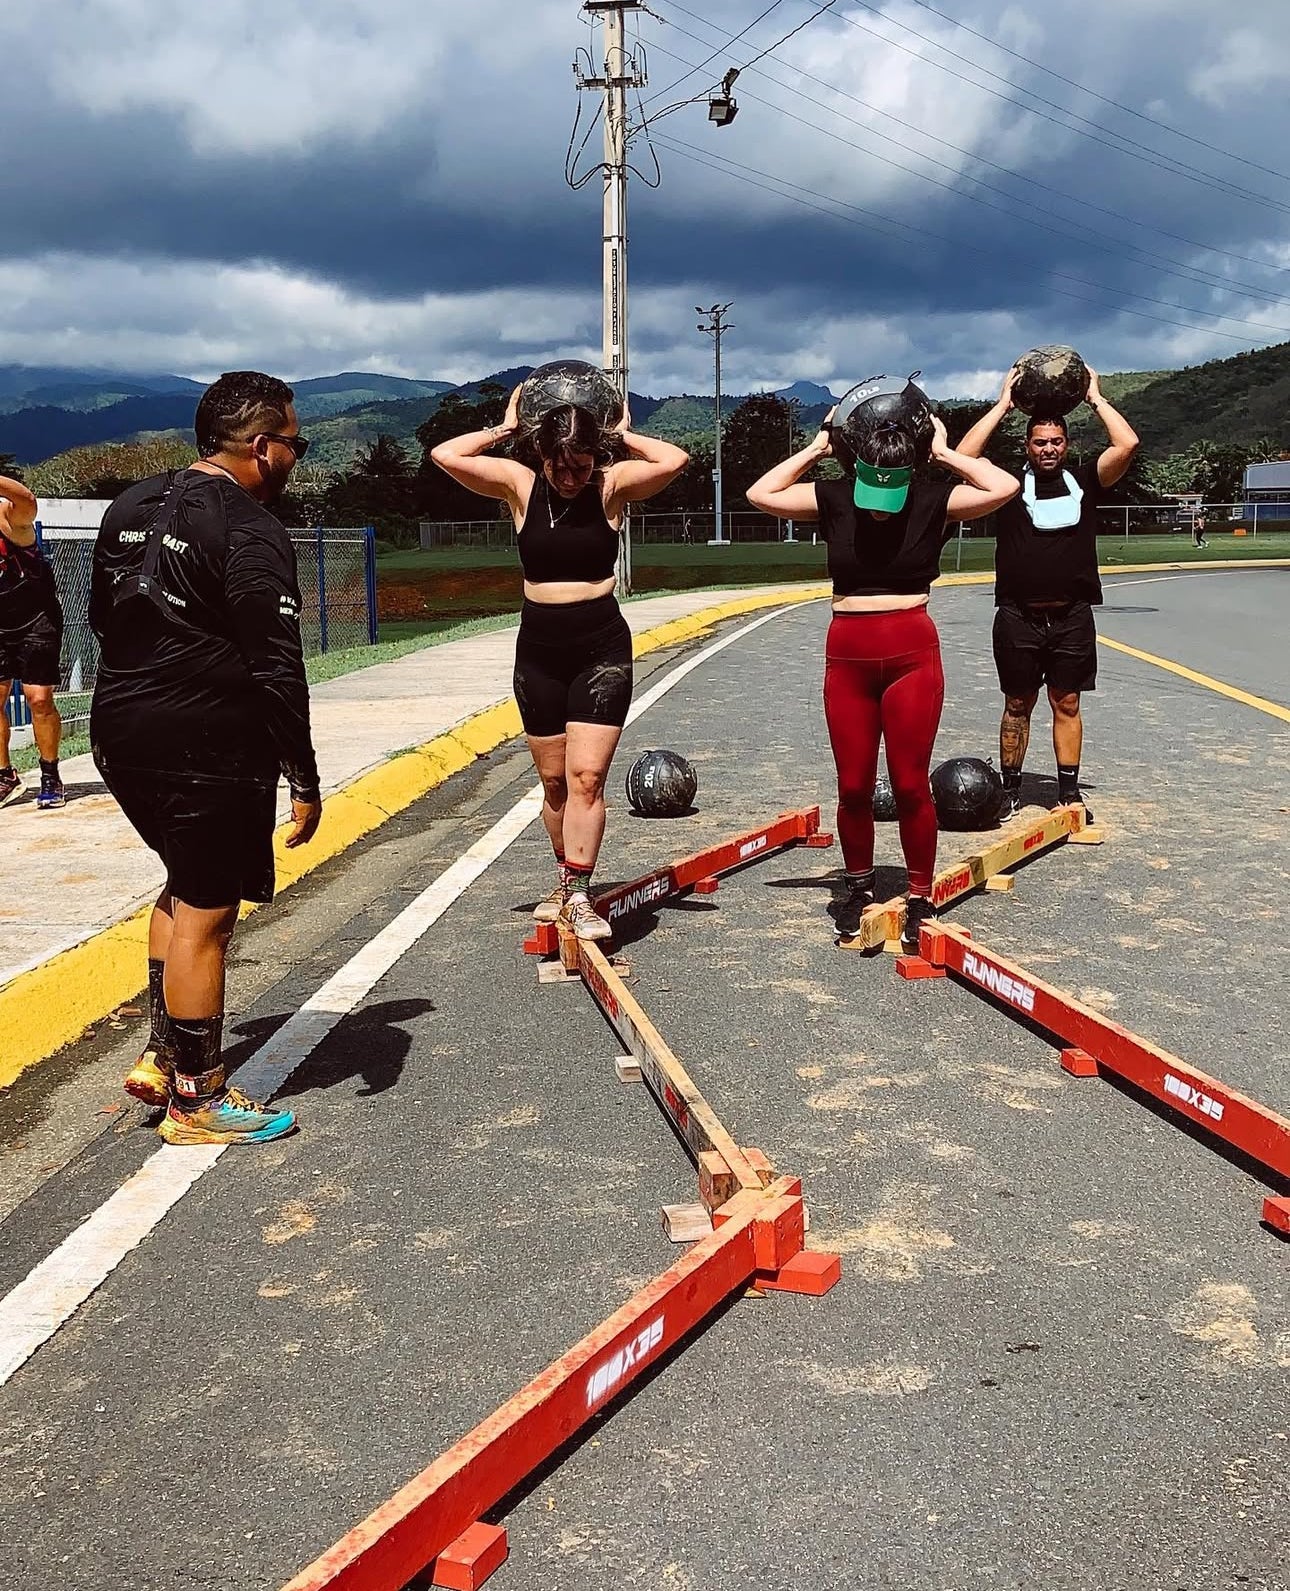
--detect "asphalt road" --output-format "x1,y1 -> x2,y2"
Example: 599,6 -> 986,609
1,569 -> 1286,1591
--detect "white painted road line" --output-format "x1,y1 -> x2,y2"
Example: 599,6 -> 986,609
0,601 -> 809,1388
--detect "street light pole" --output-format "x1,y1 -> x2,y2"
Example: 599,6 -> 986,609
698,303 -> 734,545
783,395 -> 800,542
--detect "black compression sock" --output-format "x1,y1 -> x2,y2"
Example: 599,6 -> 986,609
843,869 -> 876,893
171,1015 -> 225,1104
1057,763 -> 1081,801
1002,769 -> 1022,792
147,958 -> 178,1055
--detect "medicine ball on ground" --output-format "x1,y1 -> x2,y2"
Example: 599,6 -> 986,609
625,749 -> 698,817
931,756 -> 1004,831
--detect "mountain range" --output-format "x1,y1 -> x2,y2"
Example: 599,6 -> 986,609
1,346 -> 1287,469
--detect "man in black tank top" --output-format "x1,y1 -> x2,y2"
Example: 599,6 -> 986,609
958,365 -> 1139,821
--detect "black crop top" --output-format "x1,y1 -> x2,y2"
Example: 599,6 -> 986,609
519,473 -> 619,584
815,476 -> 956,597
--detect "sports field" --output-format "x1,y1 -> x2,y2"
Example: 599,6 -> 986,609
378,533 -> 1290,624
2,564 -> 1285,1589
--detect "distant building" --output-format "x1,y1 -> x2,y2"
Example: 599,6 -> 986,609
1243,460 -> 1290,511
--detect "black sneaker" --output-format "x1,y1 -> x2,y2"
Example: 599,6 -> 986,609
36,769 -> 66,811
1057,789 -> 1093,824
0,767 -> 22,809
900,894 -> 937,956
829,873 -> 876,938
1000,784 -> 1024,821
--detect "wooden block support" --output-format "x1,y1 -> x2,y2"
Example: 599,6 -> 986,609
803,832 -> 835,848
662,1203 -> 716,1243
757,1250 -> 842,1297
1068,827 -> 1105,845
614,1055 -> 641,1083
1262,1196 -> 1290,1237
896,956 -> 946,980
432,1523 -> 508,1590
537,961 -> 578,985
693,876 -> 720,895
1060,1047 -> 1099,1078
984,874 -> 1016,892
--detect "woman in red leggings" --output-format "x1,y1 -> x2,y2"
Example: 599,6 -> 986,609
748,396 -> 1017,948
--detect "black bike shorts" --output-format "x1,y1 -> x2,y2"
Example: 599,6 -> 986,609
993,600 -> 1097,697
94,754 -> 277,909
0,608 -> 63,687
513,593 -> 634,739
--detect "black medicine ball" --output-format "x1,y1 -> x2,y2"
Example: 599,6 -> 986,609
931,756 -> 1004,831
517,360 -> 624,432
831,372 -> 934,472
873,771 -> 898,822
625,749 -> 698,817
1011,345 -> 1090,416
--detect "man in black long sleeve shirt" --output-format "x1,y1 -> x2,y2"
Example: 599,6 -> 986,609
91,370 -> 322,1145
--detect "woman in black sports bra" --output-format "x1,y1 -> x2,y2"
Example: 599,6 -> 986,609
432,387 -> 688,940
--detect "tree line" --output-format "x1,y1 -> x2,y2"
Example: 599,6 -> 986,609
8,388 -> 1280,544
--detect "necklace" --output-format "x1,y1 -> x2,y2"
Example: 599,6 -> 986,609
548,485 -> 578,529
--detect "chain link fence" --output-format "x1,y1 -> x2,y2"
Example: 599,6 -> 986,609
7,522 -> 377,736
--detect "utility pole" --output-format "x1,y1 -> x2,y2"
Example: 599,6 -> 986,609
574,3 -> 742,585
698,303 -> 734,545
579,2 -> 643,596
783,395 -> 801,542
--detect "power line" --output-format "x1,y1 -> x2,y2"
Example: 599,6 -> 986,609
646,35 -> 1290,318
825,0 -> 1290,219
645,0 -> 786,106
656,0 -> 1289,292
652,133 -> 1287,346
908,0 -> 1290,189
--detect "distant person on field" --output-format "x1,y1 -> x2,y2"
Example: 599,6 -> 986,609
958,365 -> 1139,822
90,371 -> 322,1145
1192,510 -> 1208,549
0,472 -> 66,810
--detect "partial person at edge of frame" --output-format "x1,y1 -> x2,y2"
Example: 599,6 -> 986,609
0,471 -> 66,811
957,363 -> 1139,823
746,383 -> 1018,951
90,371 -> 323,1146
431,386 -> 688,941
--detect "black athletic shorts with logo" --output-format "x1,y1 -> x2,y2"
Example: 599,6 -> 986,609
0,608 -> 64,686
513,592 -> 634,739
94,753 -> 277,910
992,599 -> 1098,696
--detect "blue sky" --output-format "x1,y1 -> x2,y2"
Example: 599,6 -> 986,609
2,0 -> 1288,398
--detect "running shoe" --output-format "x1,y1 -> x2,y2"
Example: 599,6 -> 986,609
158,1088 -> 296,1145
1000,786 -> 1025,821
124,1047 -> 173,1106
560,892 -> 613,942
900,895 -> 937,956
0,768 -> 23,809
35,770 -> 66,810
532,879 -> 570,923
829,874 -> 876,938
1056,791 -> 1094,824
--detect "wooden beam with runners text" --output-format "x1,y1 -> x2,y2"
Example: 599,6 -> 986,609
525,807 -> 831,956
278,1179 -> 806,1591
920,920 -> 1290,1199
565,934 -> 769,1205
839,805 -> 1093,953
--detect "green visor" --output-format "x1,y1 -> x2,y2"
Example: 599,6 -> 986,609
853,458 -> 912,512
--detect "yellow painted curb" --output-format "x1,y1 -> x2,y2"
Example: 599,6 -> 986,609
0,586 -> 826,1087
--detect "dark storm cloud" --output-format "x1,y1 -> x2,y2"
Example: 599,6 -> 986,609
0,0 -> 1286,391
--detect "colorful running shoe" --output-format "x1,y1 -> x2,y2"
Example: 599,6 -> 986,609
0,768 -> 23,809
124,1047 -> 173,1106
158,1088 -> 296,1145
560,892 -> 612,942
532,879 -> 570,923
35,770 -> 66,810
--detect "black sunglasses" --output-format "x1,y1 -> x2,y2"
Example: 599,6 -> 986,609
260,432 -> 311,460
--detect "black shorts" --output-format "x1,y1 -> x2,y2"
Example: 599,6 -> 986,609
513,593 -> 633,738
0,608 -> 63,687
993,600 -> 1098,696
94,754 -> 277,909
